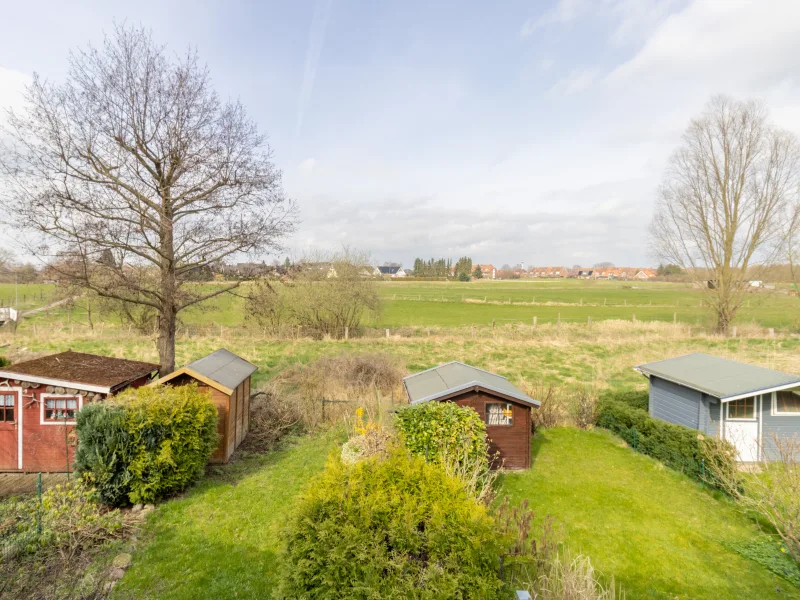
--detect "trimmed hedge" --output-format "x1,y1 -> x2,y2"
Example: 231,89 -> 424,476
599,388 -> 648,412
597,398 -> 734,488
75,383 -> 218,506
275,449 -> 507,599
394,402 -> 488,464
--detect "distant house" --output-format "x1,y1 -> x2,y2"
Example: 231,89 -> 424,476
636,353 -> 800,462
0,351 -> 158,472
403,362 -> 540,469
577,269 -> 594,278
377,266 -> 406,278
477,264 -> 496,279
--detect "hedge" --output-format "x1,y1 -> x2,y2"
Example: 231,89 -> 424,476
75,383 -> 218,506
275,449 -> 507,599
596,398 -> 734,488
394,402 -> 488,465
598,388 -> 648,412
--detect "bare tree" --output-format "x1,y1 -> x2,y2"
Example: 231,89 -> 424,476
0,24 -> 296,372
651,96 -> 800,333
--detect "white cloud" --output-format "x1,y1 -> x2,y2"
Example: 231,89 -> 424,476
0,67 -> 30,118
550,68 -> 599,95
299,157 -> 317,172
521,0 -> 586,37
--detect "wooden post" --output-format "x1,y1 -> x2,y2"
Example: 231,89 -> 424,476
588,316 -> 592,326
769,328 -> 775,338
492,319 -> 495,329
471,326 -> 475,338
533,316 -> 537,327
344,326 -> 349,341
427,328 -> 430,336
731,326 -> 737,338
624,299 -> 627,306
385,328 -> 390,338
673,312 -> 677,324
580,298 -> 582,306
557,313 -> 561,325
632,313 -> 636,322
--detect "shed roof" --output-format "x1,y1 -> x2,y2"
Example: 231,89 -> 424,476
156,349 -> 257,395
403,361 -> 539,406
635,353 -> 800,402
0,351 -> 159,394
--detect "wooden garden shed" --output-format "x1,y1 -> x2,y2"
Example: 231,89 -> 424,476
403,362 -> 540,469
155,349 -> 257,464
0,351 -> 158,472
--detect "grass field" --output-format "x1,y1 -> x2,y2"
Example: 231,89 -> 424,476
501,428 -> 794,599
9,279 -> 800,331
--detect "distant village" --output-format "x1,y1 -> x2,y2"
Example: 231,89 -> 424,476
377,264 -> 659,280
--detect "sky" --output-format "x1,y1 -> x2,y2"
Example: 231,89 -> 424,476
2,0 -> 800,268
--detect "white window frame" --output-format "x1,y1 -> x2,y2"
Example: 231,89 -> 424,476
40,393 -> 83,426
771,389 -> 800,416
486,402 -> 514,427
726,396 -> 757,422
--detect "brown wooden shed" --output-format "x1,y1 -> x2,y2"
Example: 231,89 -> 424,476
155,349 -> 257,464
403,362 -> 539,469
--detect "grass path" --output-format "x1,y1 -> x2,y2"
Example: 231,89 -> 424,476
112,432 -> 341,600
501,428 -> 797,599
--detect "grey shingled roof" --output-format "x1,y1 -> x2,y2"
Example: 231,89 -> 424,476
403,361 -> 539,406
184,349 -> 257,391
636,353 -> 800,401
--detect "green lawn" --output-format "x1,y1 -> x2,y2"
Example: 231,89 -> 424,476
112,432 -> 341,600
501,428 -> 796,599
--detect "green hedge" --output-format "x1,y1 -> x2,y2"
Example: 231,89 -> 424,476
597,399 -> 734,488
75,383 -> 218,506
599,389 -> 648,412
275,449 -> 507,599
394,402 -> 488,464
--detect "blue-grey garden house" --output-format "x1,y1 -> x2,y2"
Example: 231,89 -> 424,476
635,353 -> 800,462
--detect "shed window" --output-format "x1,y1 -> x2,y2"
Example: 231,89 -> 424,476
0,393 -> 14,422
44,397 -> 79,421
774,390 -> 800,415
727,397 -> 755,420
486,403 -> 513,426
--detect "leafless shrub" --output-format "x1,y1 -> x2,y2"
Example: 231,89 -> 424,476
340,426 -> 394,465
239,383 -> 305,453
440,444 -> 499,506
570,387 -> 599,430
528,384 -> 566,434
703,432 -> 800,562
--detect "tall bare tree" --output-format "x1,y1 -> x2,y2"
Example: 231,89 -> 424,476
0,25 -> 296,372
650,96 -> 800,333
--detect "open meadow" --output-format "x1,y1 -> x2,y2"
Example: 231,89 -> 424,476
7,278 -> 800,332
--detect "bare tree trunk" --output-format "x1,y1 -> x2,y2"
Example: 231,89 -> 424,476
158,205 -> 176,374
157,304 -> 176,375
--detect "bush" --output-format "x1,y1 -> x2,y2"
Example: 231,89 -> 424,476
74,402 -> 131,506
394,401 -> 488,465
275,449 -> 507,599
119,384 -> 219,505
75,383 -> 218,506
596,398 -> 735,488
599,389 -> 648,412
238,383 -> 304,453
529,385 -> 565,434
570,387 -> 599,430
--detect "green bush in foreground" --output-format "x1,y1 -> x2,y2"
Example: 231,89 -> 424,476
75,383 -> 218,506
597,398 -> 734,488
394,401 -> 488,465
275,449 -> 507,599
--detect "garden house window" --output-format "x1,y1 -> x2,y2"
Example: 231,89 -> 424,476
486,403 -> 513,426
727,397 -> 755,420
44,397 -> 79,421
0,393 -> 14,422
774,389 -> 800,415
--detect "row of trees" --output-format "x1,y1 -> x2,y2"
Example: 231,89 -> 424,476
410,256 -> 475,279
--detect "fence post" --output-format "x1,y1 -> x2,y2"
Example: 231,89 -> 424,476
673,312 -> 677,324
492,320 -> 495,329
632,313 -> 636,322
769,328 -> 775,338
344,326 -> 349,341
731,326 -> 737,338
37,473 -> 42,534
532,316 -> 537,327
587,316 -> 592,326
557,313 -> 561,325
385,328 -> 390,338
321,399 -> 325,423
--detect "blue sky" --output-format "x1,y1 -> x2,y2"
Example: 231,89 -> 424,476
3,0 -> 800,268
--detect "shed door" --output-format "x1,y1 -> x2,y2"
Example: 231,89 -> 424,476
0,390 -> 20,470
724,396 -> 759,462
